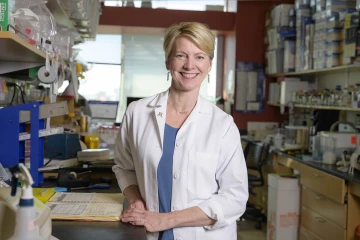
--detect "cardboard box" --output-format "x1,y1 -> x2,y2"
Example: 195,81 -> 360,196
0,0 -> 15,31
271,4 -> 294,28
267,174 -> 300,240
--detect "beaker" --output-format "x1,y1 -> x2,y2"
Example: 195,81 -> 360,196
322,136 -> 337,164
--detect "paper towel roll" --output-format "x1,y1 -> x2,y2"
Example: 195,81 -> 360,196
38,66 -> 56,83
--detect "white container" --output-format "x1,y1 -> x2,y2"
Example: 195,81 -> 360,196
320,131 -> 357,159
267,174 -> 300,240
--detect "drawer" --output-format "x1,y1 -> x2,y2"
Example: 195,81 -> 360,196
300,164 -> 347,203
277,155 -> 302,170
301,206 -> 346,240
302,186 -> 347,228
299,226 -> 322,240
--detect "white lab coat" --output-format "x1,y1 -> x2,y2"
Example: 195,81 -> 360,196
113,90 -> 248,240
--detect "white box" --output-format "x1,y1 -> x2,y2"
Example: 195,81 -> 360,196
280,79 -> 308,106
269,82 -> 280,104
284,40 -> 296,72
247,122 -> 278,140
267,174 -> 300,240
271,4 -> 294,27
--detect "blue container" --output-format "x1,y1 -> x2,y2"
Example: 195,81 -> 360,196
46,133 -> 81,159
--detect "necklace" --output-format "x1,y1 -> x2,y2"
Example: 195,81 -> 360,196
167,101 -> 193,115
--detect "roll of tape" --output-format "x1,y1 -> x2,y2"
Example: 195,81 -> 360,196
38,66 -> 56,83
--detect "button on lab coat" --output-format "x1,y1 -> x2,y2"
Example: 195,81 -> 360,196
113,90 -> 248,240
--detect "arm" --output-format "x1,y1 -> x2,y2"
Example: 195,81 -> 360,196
121,206 -> 214,232
123,184 -> 146,210
112,106 -> 142,197
197,119 -> 249,230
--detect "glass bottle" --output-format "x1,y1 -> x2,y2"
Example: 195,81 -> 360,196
356,83 -> 360,108
334,85 -> 342,106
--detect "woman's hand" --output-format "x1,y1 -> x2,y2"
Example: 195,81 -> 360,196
128,199 -> 146,210
121,208 -> 172,233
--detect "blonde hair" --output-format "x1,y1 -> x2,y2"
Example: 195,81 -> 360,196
163,22 -> 215,62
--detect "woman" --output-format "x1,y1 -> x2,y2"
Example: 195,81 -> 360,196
113,22 -> 248,240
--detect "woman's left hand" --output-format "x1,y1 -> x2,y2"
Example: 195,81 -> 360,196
121,207 -> 172,233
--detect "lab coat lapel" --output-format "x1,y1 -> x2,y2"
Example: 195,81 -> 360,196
181,95 -> 208,127
150,91 -> 169,151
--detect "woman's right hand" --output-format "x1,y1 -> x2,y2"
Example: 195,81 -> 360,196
128,199 -> 146,210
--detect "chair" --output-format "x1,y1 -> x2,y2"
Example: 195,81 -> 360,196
241,141 -> 269,229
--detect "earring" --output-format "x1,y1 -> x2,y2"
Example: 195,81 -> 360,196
208,74 -> 210,83
167,72 -> 170,81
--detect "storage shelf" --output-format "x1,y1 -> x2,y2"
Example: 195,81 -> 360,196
46,0 -> 76,31
19,127 -> 64,141
268,65 -> 360,78
268,102 -> 360,111
0,31 -> 46,74
0,31 -> 45,62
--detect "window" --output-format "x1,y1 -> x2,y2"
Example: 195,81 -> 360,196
75,34 -> 122,118
118,34 -> 217,122
104,0 -> 231,12
76,33 -> 217,123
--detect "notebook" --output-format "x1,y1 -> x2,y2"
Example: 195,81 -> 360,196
46,192 -> 124,221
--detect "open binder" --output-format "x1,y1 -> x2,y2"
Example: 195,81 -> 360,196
46,192 -> 124,221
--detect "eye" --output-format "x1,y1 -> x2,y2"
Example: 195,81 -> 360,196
196,55 -> 205,60
176,54 -> 186,59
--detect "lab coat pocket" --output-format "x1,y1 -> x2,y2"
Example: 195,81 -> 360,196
187,151 -> 219,196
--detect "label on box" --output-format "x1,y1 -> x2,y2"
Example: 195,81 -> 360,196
0,0 -> 8,31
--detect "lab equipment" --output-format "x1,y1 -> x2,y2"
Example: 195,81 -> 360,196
284,125 -> 309,150
46,133 -> 82,159
322,136 -> 337,165
57,170 -> 91,188
3,163 -> 51,240
320,121 -> 358,161
88,100 -> 119,120
71,183 -> 110,190
0,102 -> 68,186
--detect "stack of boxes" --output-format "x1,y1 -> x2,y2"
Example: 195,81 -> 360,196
344,11 -> 360,64
266,4 -> 295,74
266,0 -> 359,73
313,8 -> 329,69
313,0 -> 356,69
326,0 -> 356,67
295,0 -> 313,71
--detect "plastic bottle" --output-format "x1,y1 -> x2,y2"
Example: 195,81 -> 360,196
274,128 -> 284,148
8,164 -> 44,240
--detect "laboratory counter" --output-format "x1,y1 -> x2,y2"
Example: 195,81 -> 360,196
241,137 -> 360,184
273,149 -> 360,184
243,137 -> 360,240
42,178 -> 147,240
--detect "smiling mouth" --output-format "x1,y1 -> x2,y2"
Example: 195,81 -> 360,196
181,73 -> 198,78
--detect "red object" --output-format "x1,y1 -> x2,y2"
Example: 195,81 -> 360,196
356,225 -> 360,236
351,135 -> 357,145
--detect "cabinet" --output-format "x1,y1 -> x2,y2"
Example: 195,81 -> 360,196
299,164 -> 347,240
275,153 -> 360,240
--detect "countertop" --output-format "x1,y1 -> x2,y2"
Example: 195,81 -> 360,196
41,177 -> 147,240
52,221 -> 147,240
274,149 -> 360,184
241,136 -> 360,184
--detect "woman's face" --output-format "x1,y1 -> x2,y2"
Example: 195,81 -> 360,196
166,36 -> 212,93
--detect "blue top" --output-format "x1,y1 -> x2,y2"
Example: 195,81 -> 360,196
157,124 -> 179,240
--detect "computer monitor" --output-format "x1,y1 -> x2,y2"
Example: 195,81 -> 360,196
88,100 -> 119,120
